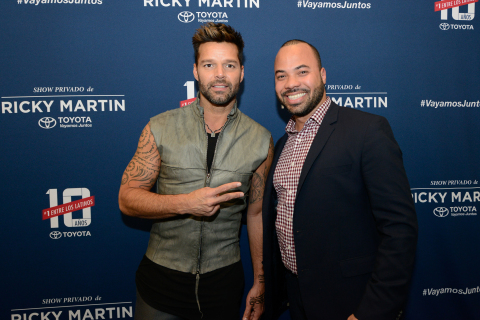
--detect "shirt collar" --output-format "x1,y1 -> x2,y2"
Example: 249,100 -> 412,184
285,96 -> 331,134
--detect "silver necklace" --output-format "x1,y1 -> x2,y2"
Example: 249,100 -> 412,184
205,121 -> 227,138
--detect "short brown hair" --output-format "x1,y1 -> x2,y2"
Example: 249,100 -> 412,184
281,39 -> 322,70
192,23 -> 244,66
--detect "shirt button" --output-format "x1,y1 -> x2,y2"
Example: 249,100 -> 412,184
291,162 -> 295,167
288,190 -> 293,195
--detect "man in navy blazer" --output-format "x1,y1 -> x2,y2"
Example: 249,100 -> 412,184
262,40 -> 418,320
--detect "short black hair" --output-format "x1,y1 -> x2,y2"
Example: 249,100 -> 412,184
192,23 -> 244,66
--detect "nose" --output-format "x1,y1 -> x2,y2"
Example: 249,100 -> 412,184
214,66 -> 225,79
284,75 -> 300,90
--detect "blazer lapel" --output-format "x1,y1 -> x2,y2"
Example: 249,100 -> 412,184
264,134 -> 288,219
271,134 -> 288,178
297,102 -> 339,194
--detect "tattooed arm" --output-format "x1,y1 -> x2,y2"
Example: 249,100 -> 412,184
243,137 -> 274,320
118,123 -> 244,219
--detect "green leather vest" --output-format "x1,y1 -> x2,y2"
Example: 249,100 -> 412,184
146,98 -> 271,274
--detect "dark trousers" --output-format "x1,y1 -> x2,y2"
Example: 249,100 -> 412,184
285,268 -> 308,320
135,291 -> 186,320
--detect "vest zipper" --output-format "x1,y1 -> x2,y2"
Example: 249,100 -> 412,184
195,116 -> 231,318
195,238 -> 203,318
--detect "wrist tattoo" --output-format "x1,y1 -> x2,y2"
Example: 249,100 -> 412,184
249,293 -> 265,306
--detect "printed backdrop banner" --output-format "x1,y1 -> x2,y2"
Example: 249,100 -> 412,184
1,1 -> 479,319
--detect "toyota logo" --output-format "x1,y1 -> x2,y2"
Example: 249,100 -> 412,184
39,117 -> 57,129
433,207 -> 449,217
50,231 -> 62,239
178,11 -> 195,23
439,23 -> 450,31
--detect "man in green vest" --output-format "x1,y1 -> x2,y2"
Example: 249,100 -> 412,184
119,23 -> 273,320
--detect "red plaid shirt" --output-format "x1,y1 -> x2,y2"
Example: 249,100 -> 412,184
273,97 -> 331,274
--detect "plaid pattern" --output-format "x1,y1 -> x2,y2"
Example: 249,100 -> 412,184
273,97 -> 331,274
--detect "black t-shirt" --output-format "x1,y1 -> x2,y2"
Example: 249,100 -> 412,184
206,133 -> 218,173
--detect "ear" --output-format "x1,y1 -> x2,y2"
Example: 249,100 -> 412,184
193,63 -> 199,81
240,65 -> 244,83
321,67 -> 326,84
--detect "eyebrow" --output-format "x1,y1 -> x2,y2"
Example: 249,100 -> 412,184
295,64 -> 310,70
275,64 -> 310,75
199,59 -> 239,64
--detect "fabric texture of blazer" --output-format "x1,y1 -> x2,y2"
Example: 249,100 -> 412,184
263,102 -> 418,320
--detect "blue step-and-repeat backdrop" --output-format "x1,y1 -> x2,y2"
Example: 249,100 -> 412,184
1,1 -> 479,319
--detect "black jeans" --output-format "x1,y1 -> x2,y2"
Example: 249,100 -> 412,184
135,291 -> 186,320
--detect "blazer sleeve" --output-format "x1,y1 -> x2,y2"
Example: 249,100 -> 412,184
354,116 -> 418,320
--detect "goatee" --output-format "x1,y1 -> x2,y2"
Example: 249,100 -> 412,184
277,81 -> 325,118
199,80 -> 239,106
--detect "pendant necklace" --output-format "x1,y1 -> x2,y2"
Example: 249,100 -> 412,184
205,121 -> 227,138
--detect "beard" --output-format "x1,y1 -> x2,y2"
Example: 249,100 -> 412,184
277,80 -> 325,118
198,79 -> 240,106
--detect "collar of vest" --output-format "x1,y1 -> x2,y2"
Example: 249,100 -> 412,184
192,94 -> 239,120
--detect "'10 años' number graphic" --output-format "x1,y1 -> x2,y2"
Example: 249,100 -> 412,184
441,3 -> 475,20
46,188 -> 92,228
184,81 -> 195,99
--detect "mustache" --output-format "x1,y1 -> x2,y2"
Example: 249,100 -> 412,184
282,88 -> 309,97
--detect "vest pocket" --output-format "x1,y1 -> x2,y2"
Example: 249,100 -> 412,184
158,163 -> 206,194
210,170 -> 252,193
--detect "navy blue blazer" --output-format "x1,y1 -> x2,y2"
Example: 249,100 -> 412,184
263,102 -> 418,320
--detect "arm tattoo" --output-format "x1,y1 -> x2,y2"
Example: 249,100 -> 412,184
249,172 -> 263,204
258,274 -> 265,284
249,137 -> 274,204
121,126 -> 160,189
